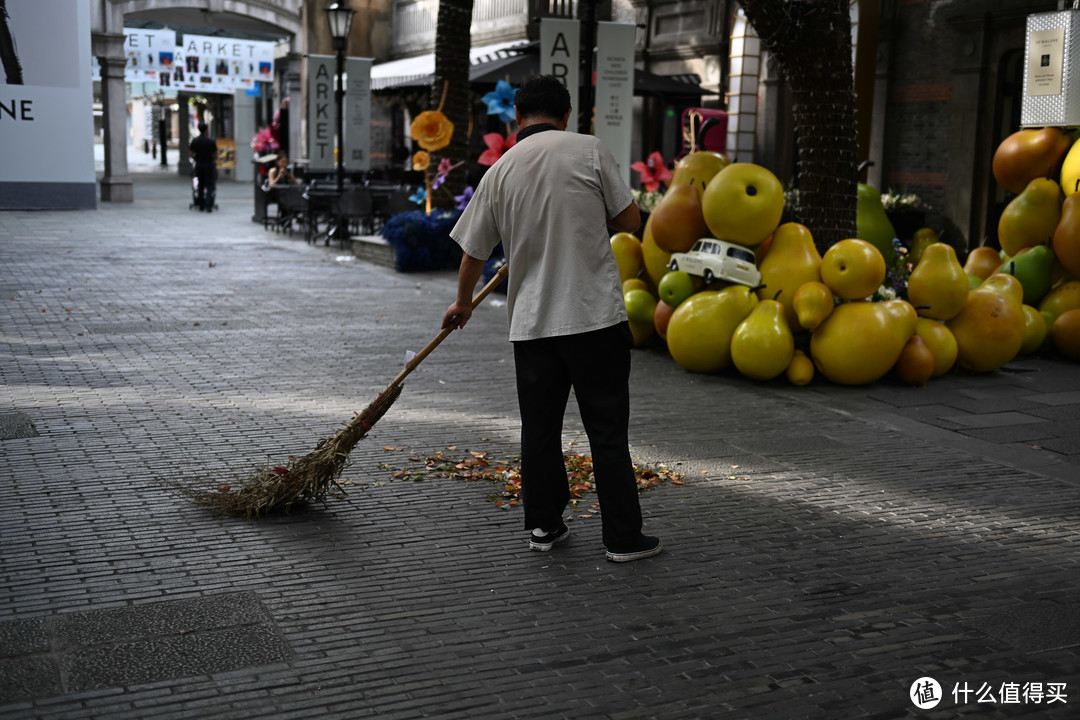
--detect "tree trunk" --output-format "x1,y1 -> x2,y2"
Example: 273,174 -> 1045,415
739,0 -> 858,249
431,0 -> 474,210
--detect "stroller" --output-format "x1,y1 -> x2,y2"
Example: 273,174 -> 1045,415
189,168 -> 217,212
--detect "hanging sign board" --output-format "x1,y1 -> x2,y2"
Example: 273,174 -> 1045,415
122,28 -> 178,83
345,57 -> 373,171
174,34 -> 274,94
1021,10 -> 1080,127
540,18 -> 580,134
307,55 -> 335,170
94,30 -> 276,95
0,0 -> 95,209
594,22 -> 636,180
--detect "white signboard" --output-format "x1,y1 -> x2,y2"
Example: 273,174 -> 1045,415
123,28 -> 178,83
0,0 -> 94,208
345,57 -> 372,171
307,55 -> 335,170
174,34 -> 274,94
94,30 -> 276,95
541,18 -> 580,134
595,22 -> 636,180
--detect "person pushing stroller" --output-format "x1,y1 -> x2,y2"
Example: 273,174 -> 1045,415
189,122 -> 217,212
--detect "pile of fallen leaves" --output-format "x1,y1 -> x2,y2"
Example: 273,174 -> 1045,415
376,444 -> 682,509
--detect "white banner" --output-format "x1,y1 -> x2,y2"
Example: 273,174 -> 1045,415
345,57 -> 373,171
595,22 -> 636,181
307,55 -> 335,170
94,30 -> 275,95
123,28 -> 177,83
540,18 -> 579,134
0,0 -> 94,208
174,34 -> 274,94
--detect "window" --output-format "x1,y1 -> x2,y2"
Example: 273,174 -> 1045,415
727,247 -> 755,263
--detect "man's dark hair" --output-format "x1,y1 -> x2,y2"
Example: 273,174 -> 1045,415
515,75 -> 571,122
198,122 -> 208,134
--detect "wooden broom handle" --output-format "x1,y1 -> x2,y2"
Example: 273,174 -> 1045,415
385,262 -> 509,391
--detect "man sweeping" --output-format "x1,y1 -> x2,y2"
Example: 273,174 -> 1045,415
442,75 -> 662,562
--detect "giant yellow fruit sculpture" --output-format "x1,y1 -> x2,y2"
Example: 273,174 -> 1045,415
946,274 -> 1026,372
810,299 -> 918,385
820,239 -> 887,301
756,222 -> 821,329
914,318 -> 958,378
907,243 -> 969,320
666,286 -> 759,373
641,216 -> 673,287
701,163 -> 785,247
731,294 -> 795,381
610,232 -> 643,282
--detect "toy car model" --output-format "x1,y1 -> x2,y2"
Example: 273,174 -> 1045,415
668,238 -> 762,287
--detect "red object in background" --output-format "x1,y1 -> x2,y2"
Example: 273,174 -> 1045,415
680,108 -> 728,157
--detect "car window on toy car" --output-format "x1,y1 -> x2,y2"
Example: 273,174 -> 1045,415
728,247 -> 755,263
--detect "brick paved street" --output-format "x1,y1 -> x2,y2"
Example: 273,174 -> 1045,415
1,171 -> 1078,719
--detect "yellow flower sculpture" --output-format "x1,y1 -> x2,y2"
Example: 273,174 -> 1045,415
411,110 -> 454,152
412,151 -> 431,172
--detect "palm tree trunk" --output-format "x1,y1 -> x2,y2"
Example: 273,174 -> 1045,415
431,0 -> 474,210
739,0 -> 857,249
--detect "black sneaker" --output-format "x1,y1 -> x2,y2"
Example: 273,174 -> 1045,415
605,535 -> 662,562
529,524 -> 569,551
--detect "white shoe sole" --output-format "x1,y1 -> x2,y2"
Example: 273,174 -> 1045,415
605,538 -> 663,562
529,527 -> 569,551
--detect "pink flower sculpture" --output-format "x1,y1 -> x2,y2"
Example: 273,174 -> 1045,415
630,151 -> 672,193
478,132 -> 517,167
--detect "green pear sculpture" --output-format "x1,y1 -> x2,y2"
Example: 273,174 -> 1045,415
998,178 -> 1061,256
999,245 -> 1056,306
855,183 -> 898,265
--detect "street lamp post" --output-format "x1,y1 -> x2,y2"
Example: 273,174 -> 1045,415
325,2 -> 355,242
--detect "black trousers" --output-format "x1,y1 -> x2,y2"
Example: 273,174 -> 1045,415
513,322 -> 643,551
194,162 -> 216,209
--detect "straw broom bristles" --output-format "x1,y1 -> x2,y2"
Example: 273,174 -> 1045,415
188,382 -> 403,516
183,263 -> 509,517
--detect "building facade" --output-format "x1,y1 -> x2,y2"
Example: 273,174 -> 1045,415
90,0 -> 1061,251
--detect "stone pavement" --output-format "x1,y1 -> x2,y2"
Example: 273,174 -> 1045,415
1,172 -> 1078,720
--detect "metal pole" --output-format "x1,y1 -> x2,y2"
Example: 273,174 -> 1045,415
336,47 -> 345,196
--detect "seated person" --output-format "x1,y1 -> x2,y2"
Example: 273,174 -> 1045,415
267,154 -> 301,188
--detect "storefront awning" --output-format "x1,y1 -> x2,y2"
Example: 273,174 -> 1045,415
373,40 -> 705,99
371,39 -> 530,90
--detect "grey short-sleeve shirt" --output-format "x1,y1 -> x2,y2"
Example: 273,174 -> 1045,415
450,130 -> 635,341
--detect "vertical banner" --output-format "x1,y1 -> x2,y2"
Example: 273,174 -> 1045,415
345,57 -> 372,172
307,55 -> 334,170
540,18 -> 579,134
595,22 -> 636,180
0,0 -> 94,208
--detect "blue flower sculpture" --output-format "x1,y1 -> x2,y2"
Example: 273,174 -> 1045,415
482,80 -> 518,124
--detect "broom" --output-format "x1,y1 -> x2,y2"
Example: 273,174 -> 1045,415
190,263 -> 510,517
